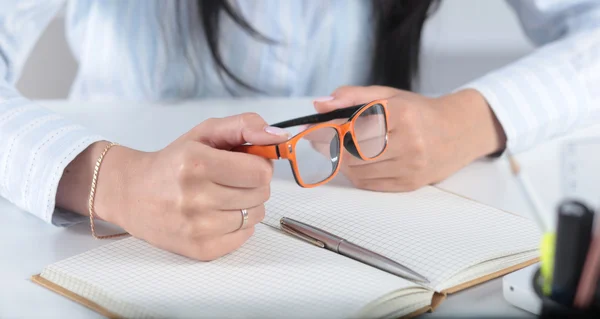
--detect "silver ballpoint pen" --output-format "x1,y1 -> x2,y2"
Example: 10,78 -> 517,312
280,217 -> 430,284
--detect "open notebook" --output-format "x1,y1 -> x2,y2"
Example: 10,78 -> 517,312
33,179 -> 540,318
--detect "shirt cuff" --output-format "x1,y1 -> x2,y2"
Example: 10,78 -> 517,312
0,96 -> 105,226
52,208 -> 88,227
457,56 -> 590,155
36,128 -> 105,225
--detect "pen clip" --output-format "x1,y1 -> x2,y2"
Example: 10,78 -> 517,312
280,220 -> 325,248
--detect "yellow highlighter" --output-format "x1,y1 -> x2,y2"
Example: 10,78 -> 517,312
508,156 -> 555,294
540,232 -> 556,295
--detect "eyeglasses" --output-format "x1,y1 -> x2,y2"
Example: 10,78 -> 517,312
234,100 -> 389,187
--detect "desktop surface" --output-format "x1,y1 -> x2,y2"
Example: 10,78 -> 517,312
2,98 -> 598,318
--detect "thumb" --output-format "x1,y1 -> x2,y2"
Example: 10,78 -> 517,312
314,85 -> 399,113
188,113 -> 289,150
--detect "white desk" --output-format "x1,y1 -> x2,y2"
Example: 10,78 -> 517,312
1,98 -> 599,318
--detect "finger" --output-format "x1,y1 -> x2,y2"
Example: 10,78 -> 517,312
304,141 -> 390,168
137,224 -> 255,262
210,151 -> 273,188
303,131 -> 387,164
301,120 -> 386,153
314,85 -> 399,113
299,128 -> 341,160
351,177 -> 423,193
341,147 -> 395,166
222,205 -> 265,233
198,183 -> 270,210
190,112 -> 290,150
192,204 -> 265,237
309,140 -> 333,159
188,227 -> 256,262
341,158 -> 401,181
353,115 -> 388,141
194,146 -> 274,188
301,126 -> 343,143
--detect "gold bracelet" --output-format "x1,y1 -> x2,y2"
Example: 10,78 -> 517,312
88,142 -> 129,239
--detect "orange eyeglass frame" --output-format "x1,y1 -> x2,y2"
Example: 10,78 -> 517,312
233,99 -> 389,188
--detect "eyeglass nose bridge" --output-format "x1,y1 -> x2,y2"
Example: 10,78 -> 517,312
342,131 -> 362,159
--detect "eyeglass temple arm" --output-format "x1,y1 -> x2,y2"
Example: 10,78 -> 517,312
232,144 -> 282,159
271,104 -> 363,128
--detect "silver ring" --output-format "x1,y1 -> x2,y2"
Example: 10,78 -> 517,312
239,209 -> 249,231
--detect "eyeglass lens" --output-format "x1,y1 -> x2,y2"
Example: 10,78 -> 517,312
294,127 -> 340,185
353,103 -> 387,159
292,103 -> 386,186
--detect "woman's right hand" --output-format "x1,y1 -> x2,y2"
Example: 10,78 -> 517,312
57,113 -> 289,261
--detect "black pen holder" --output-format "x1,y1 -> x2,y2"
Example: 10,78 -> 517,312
532,267 -> 600,318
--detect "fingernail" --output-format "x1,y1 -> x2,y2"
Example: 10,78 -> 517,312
313,96 -> 334,102
265,126 -> 289,136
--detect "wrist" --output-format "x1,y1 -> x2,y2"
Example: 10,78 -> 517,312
56,141 -> 111,216
56,141 -> 143,225
432,89 -> 507,161
92,144 -> 145,225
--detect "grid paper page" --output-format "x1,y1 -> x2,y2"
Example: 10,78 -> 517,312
41,224 -> 426,319
264,179 -> 541,290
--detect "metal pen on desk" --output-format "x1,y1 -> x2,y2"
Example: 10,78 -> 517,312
280,217 -> 430,284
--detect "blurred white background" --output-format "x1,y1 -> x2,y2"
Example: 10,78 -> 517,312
15,0 -> 535,99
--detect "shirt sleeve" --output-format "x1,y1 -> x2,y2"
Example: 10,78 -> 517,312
0,0 -> 104,226
461,0 -> 600,154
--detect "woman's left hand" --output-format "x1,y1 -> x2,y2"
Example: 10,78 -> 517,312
313,85 -> 507,192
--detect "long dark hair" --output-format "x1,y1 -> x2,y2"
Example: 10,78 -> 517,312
198,0 -> 439,93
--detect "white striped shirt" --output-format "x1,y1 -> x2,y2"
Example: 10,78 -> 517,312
1,0 -> 599,226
